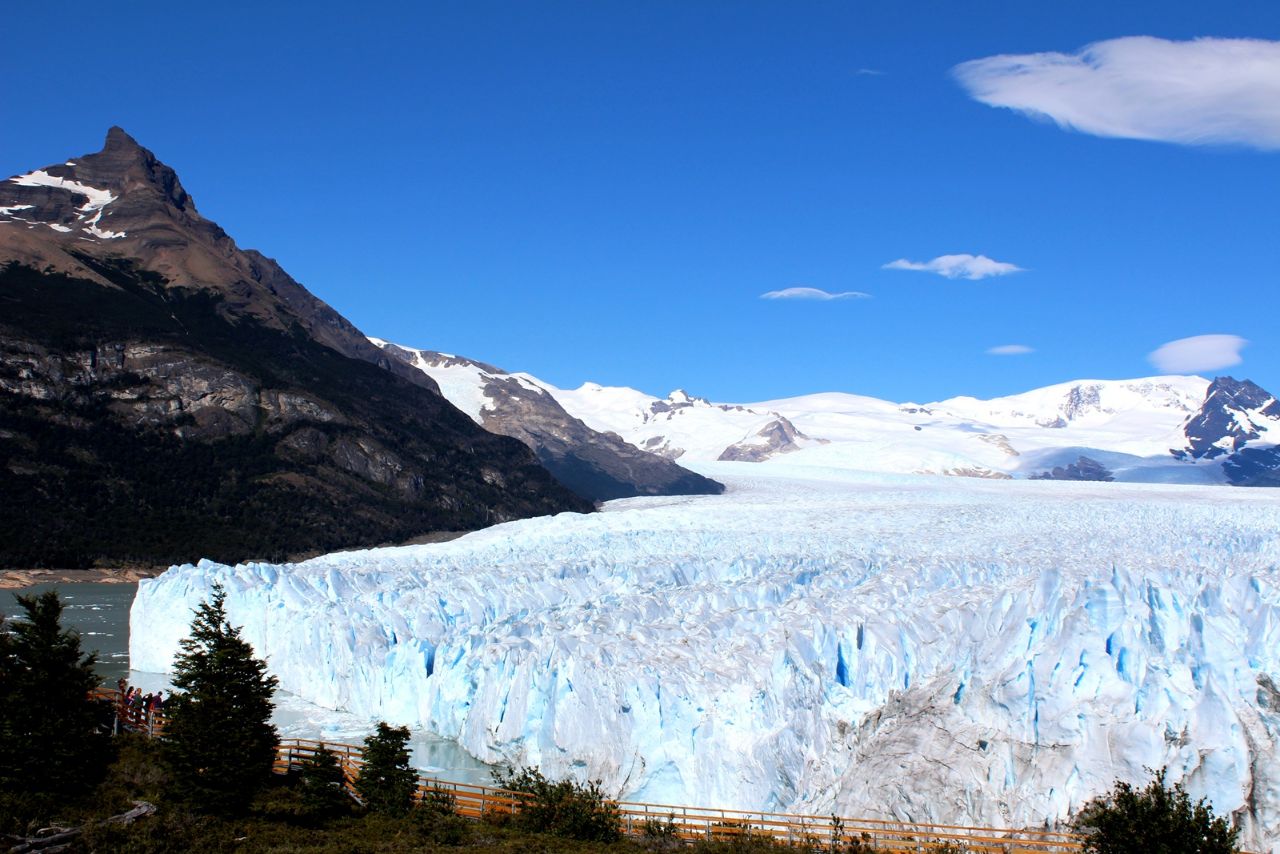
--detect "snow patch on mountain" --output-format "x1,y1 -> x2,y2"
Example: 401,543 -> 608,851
4,169 -> 126,238
130,464 -> 1280,850
9,169 -> 117,212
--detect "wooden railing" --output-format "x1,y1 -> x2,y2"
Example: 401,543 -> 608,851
93,687 -> 1083,851
93,686 -> 168,737
274,738 -> 1083,852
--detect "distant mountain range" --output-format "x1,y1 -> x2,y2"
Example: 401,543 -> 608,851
3,129 -> 1276,568
371,352 -> 1280,486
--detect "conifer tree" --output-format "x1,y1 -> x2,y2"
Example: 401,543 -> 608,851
300,743 -> 351,820
0,590 -> 109,796
162,583 -> 279,814
356,722 -> 417,814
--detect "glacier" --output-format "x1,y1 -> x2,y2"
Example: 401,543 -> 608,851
130,463 -> 1280,850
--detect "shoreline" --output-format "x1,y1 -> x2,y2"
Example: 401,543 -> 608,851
0,567 -> 163,590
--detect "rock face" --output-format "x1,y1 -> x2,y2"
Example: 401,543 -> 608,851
1172,377 -> 1280,486
717,416 -> 816,462
0,129 -> 592,568
371,342 -> 724,502
1029,456 -> 1115,482
1175,377 -> 1280,460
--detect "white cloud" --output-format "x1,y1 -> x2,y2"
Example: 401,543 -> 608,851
883,254 -> 1023,280
987,344 -> 1034,356
953,36 -> 1280,149
855,68 -> 885,77
760,287 -> 871,301
1148,334 -> 1247,373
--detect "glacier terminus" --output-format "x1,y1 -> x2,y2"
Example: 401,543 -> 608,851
131,463 -> 1280,850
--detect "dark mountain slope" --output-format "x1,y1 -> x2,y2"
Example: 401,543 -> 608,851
0,131 -> 591,568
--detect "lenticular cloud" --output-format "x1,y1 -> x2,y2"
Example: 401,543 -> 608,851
883,254 -> 1022,280
953,36 -> 1280,150
1149,334 -> 1247,373
760,287 -> 870,301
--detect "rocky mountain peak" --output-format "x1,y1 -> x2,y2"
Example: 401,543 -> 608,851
92,126 -> 195,213
0,127 -> 203,246
1175,376 -> 1280,462
1203,376 -> 1279,415
0,128 -> 435,390
103,125 -> 141,150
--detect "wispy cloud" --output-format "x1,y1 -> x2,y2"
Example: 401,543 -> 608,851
987,344 -> 1034,356
760,287 -> 871,301
1149,334 -> 1248,373
855,68 -> 886,77
883,254 -> 1023,280
953,36 -> 1280,149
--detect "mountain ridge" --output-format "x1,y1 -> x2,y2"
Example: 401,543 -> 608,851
369,340 -> 724,501
0,129 -> 592,567
487,371 -> 1280,486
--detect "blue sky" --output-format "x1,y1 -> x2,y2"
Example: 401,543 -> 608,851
4,1 -> 1278,403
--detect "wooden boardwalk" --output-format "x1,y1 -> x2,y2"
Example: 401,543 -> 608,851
96,688 -> 1084,852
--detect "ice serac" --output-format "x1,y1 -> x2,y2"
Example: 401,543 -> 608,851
131,465 -> 1280,851
368,339 -> 723,501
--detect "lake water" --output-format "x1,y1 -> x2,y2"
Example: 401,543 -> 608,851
0,581 -> 494,785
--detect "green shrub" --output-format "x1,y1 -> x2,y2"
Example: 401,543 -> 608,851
642,812 -> 680,839
493,765 -> 623,843
1073,768 -> 1240,854
820,816 -> 875,854
419,785 -> 458,818
414,786 -> 468,845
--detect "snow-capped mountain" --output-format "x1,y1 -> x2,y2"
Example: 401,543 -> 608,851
528,373 -> 1280,486
1173,377 -> 1280,486
367,340 -> 723,502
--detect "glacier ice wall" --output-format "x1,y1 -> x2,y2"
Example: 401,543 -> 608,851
130,464 -> 1280,850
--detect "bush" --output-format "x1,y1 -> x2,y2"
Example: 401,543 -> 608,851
356,722 -> 418,815
493,765 -> 622,843
1073,768 -> 1240,853
642,812 -> 679,840
414,786 -> 468,845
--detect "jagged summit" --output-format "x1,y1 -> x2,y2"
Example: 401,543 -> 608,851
0,128 -> 428,387
104,125 -> 140,148
1,126 -> 194,232
1176,376 -> 1280,460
